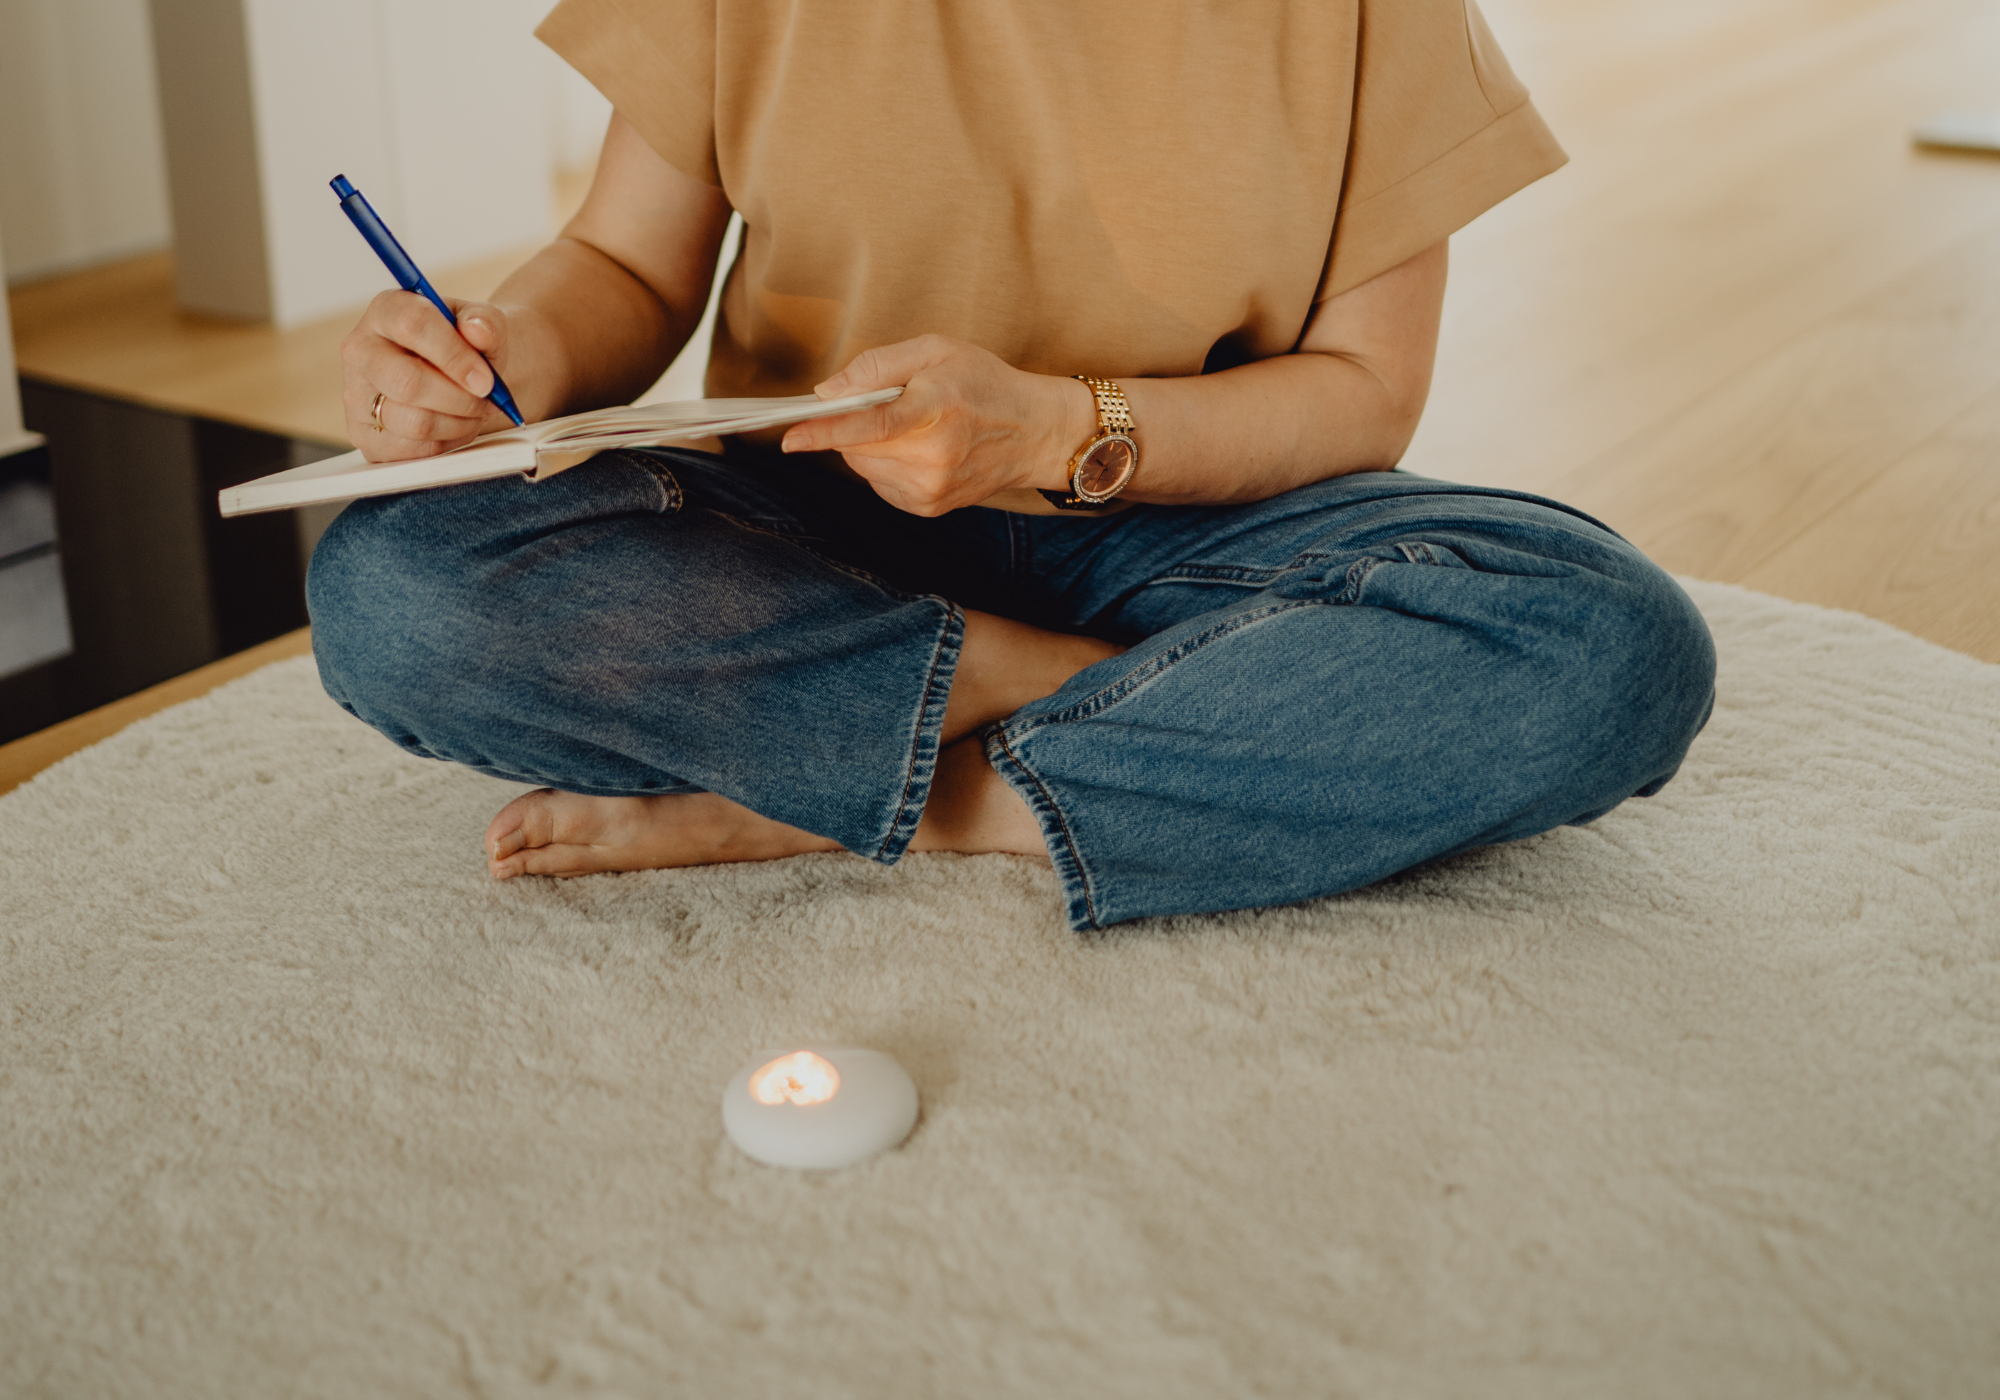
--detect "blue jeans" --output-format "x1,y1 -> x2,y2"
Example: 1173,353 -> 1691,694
307,446 -> 1716,932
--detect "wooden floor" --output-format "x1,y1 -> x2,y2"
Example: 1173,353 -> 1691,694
1406,0 -> 2000,662
4,0 -> 1998,790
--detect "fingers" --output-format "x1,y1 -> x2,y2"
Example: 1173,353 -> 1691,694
780,393 -> 935,454
346,336 -> 490,419
346,419 -> 477,464
788,332 -> 978,448
452,299 -> 508,372
345,293 -> 494,406
813,332 -> 957,397
348,384 -> 484,440
777,334 -> 1041,515
374,289 -> 499,396
341,291 -> 513,452
341,378 -> 485,462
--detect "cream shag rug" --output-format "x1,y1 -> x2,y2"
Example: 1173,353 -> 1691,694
2,579 -> 1996,1399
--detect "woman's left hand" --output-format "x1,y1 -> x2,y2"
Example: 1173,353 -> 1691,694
780,334 -> 1088,516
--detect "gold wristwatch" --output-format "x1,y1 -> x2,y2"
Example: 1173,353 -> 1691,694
1040,376 -> 1139,512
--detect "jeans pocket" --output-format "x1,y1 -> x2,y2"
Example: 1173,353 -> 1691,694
599,449 -> 686,513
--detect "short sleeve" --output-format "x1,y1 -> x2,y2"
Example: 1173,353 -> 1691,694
536,0 -> 719,185
1316,0 -> 1566,301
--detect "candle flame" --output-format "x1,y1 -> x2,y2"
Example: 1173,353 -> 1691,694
750,1051 -> 840,1106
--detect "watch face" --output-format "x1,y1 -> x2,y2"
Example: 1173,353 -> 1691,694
1075,435 -> 1137,500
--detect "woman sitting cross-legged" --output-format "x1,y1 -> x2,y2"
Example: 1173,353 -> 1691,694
308,0 -> 1717,932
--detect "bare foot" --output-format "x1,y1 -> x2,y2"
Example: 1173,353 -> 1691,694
485,788 -> 840,879
485,616 -> 1115,881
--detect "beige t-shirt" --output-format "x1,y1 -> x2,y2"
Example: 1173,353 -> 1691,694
537,0 -> 1565,511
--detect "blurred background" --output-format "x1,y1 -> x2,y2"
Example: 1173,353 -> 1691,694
0,0 -> 709,746
1,0 -> 1996,752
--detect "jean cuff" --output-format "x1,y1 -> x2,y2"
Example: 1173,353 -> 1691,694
871,601 -> 965,864
982,722 -> 1101,933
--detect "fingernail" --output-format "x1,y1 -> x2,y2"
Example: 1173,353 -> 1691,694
780,431 -> 800,453
467,366 -> 492,395
815,376 -> 846,397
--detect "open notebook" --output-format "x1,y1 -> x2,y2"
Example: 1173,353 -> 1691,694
216,389 -> 902,517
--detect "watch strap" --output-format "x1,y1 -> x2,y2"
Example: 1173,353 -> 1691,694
1040,375 -> 1135,511
1075,376 -> 1133,433
1039,487 -> 1115,511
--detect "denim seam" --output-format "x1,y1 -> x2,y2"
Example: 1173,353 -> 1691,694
1335,555 -> 1382,604
983,723 -> 1100,931
1144,544 -> 1465,597
873,600 -> 964,863
1142,547 -> 1362,590
1143,563 -> 1285,588
606,449 -> 684,512
690,507 -> 960,856
703,507 -> 812,540
696,504 -> 962,860
1002,598 -> 1333,736
1398,540 -> 1458,567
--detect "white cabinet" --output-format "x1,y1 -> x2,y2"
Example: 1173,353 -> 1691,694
149,0 -> 556,327
0,226 -> 45,460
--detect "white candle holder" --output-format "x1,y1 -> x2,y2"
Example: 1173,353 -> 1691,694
721,1047 -> 919,1170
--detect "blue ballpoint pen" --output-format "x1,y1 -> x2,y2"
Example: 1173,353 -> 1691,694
329,174 -> 525,426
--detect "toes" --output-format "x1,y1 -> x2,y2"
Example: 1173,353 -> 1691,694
486,788 -> 557,861
480,790 -> 755,883
512,843 -> 614,877
489,846 -> 567,880
484,789 -> 613,881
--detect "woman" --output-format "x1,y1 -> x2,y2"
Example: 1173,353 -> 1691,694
309,0 -> 1716,932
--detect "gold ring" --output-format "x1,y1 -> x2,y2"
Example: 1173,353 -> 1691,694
370,391 -> 386,433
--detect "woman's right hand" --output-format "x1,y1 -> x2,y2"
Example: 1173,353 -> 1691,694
340,291 -> 518,461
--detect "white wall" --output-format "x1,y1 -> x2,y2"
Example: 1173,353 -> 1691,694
548,50 -> 614,172
152,0 -> 560,327
0,225 -> 45,458
1,0 -> 610,307
0,0 -> 173,285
